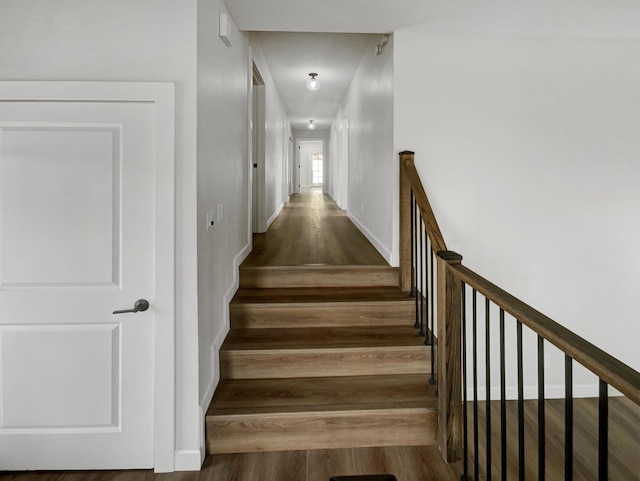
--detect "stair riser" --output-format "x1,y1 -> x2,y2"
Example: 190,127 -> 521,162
221,348 -> 430,379
239,267 -> 399,288
207,409 -> 438,454
230,303 -> 415,329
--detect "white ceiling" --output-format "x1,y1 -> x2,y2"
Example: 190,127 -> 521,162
227,0 -> 640,36
231,0 -> 443,131
252,32 -> 378,131
225,0 -> 445,34
229,0 -> 640,131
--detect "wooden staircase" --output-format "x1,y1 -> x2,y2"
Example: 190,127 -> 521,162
205,265 -> 438,454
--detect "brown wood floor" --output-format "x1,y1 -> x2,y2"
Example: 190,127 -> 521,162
0,446 -> 460,481
242,187 -> 387,266
467,395 -> 640,481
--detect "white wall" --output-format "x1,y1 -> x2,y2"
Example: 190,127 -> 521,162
336,36 -> 395,263
250,38 -> 291,229
0,0 -> 200,469
196,0 -> 252,464
395,32 -> 640,396
330,113 -> 349,208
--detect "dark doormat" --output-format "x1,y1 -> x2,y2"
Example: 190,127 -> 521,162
330,476 -> 397,481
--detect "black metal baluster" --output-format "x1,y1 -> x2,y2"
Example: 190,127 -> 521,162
423,225 -> 430,346
462,283 -> 469,481
599,379 -> 608,481
429,247 -> 435,385
500,309 -> 507,481
411,201 -> 420,329
473,289 -> 479,481
565,355 -> 573,481
538,335 -> 545,481
418,221 -> 425,337
410,191 -> 415,299
517,320 -> 525,481
485,298 -> 492,481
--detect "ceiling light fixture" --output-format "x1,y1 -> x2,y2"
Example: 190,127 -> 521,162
308,120 -> 316,130
306,73 -> 320,91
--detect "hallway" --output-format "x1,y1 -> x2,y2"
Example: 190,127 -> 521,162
243,187 -> 388,267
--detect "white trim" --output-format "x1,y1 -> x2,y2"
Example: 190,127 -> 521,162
198,242 -> 252,458
174,450 -> 203,472
0,81 -> 176,472
470,383 -> 625,401
247,47 -> 255,251
200,242 -> 251,412
347,212 -> 392,264
295,138 -> 326,192
266,201 -> 285,230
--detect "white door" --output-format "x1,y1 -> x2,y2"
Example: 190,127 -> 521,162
0,82 -> 175,470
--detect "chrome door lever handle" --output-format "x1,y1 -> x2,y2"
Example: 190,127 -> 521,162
113,299 -> 149,314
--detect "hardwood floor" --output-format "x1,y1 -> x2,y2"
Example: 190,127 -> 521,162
0,446 -> 460,481
242,188 -> 387,266
11,190 -> 636,479
466,395 -> 640,481
206,189 -> 439,456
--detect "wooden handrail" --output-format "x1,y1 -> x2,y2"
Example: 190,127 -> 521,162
398,150 -> 640,466
399,151 -> 447,291
448,262 -> 640,406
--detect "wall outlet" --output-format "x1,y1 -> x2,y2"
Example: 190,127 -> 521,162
206,210 -> 215,231
217,203 -> 223,223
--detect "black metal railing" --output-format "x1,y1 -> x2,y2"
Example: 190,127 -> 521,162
410,189 -> 436,384
455,271 -> 633,481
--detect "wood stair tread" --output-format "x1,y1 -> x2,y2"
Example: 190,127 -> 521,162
231,286 -> 412,305
207,374 -> 437,417
221,325 -> 428,351
239,265 -> 400,288
239,265 -> 396,272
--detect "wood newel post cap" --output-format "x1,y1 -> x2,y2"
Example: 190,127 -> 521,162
399,150 -> 415,155
437,250 -> 463,262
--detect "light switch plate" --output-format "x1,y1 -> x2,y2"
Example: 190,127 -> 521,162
206,210 -> 215,231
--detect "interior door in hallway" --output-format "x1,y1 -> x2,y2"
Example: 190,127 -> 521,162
0,82 -> 175,470
297,140 -> 323,190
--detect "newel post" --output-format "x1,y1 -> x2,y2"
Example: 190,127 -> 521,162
436,250 -> 464,462
399,151 -> 414,292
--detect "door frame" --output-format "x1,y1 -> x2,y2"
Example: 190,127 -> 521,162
295,139 -> 325,192
250,62 -> 267,234
0,81 -> 176,472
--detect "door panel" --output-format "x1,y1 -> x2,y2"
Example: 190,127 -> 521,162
1,324 -> 120,430
2,126 -> 119,285
0,90 -> 163,470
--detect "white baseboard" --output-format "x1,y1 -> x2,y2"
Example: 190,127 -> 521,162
470,382 -> 623,401
266,201 -> 284,230
174,449 -> 204,471
198,241 -> 253,457
347,212 -> 392,264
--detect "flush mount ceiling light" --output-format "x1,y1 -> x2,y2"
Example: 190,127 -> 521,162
307,120 -> 316,130
306,73 -> 320,91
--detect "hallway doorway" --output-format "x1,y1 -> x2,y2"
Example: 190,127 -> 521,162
251,63 -> 266,233
296,140 -> 324,192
